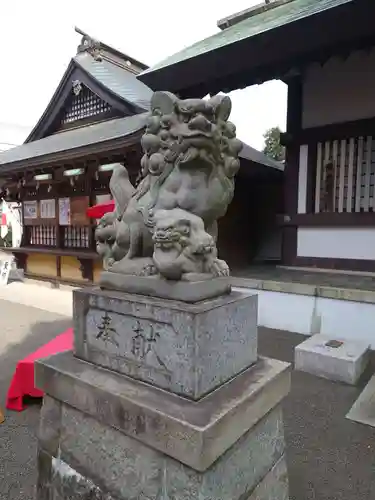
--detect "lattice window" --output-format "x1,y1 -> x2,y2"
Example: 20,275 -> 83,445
63,226 -> 90,249
28,226 -> 57,246
314,136 -> 375,213
61,84 -> 112,125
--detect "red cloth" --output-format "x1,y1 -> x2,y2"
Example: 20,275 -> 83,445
86,201 -> 115,219
6,328 -> 73,411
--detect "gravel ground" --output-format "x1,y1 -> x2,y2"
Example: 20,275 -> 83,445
259,329 -> 375,500
0,296 -> 375,499
0,299 -> 71,500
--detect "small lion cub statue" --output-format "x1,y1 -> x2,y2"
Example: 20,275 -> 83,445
152,208 -> 229,281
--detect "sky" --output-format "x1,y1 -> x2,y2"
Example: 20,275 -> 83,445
0,0 -> 287,150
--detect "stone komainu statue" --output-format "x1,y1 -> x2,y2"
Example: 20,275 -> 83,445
95,91 -> 243,282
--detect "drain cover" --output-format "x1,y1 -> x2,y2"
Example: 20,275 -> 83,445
325,339 -> 344,348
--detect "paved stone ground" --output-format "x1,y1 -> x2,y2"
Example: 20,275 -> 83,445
0,299 -> 71,500
260,329 -> 375,500
0,287 -> 375,499
0,281 -> 73,316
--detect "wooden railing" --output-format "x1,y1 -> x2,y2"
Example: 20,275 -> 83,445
314,136 -> 375,214
27,226 -> 57,246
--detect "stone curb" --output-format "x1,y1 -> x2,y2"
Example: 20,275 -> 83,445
231,277 -> 375,304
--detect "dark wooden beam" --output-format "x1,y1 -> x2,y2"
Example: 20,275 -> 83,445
295,116 -> 375,145
293,256 -> 375,274
0,131 -> 144,175
282,76 -> 302,266
284,212 -> 375,227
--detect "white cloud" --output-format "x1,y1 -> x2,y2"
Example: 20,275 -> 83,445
1,0 -> 286,150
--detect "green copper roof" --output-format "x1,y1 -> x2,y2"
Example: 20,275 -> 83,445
142,0 -> 353,75
75,52 -> 153,111
0,113 -> 147,169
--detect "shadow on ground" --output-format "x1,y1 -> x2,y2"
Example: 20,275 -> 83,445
0,304 -> 71,500
259,328 -> 375,500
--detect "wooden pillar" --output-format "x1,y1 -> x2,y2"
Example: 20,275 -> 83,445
282,76 -> 303,266
55,186 -> 62,279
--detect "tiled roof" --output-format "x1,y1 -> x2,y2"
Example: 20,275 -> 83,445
240,143 -> 284,171
75,52 -> 153,112
141,0 -> 352,76
0,113 -> 148,168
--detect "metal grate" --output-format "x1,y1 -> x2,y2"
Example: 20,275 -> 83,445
61,85 -> 112,125
315,136 -> 375,213
63,226 -> 90,248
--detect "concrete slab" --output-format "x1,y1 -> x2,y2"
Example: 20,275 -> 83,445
295,334 -> 370,385
346,374 -> 375,427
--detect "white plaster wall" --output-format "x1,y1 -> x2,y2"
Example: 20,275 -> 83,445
303,49 -> 375,129
297,227 -> 375,260
249,289 -> 314,334
234,287 -> 375,348
297,145 -> 308,214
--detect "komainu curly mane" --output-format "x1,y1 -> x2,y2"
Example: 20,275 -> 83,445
137,91 -> 243,227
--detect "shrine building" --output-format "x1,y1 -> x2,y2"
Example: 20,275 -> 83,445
0,28 -> 281,285
140,0 -> 375,273
0,29 -> 151,284
139,0 -> 375,345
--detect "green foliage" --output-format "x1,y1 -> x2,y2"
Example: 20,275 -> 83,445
263,126 -> 285,162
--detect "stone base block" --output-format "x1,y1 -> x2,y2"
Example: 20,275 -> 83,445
73,286 -> 258,399
100,272 -> 231,302
35,351 -> 291,500
9,267 -> 24,282
247,455 -> 289,500
346,374 -> 375,427
295,334 -> 370,385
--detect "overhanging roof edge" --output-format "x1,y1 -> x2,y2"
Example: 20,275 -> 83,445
0,113 -> 148,173
138,0 -> 354,93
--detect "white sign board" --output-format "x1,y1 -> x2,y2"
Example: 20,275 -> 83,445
40,199 -> 55,219
59,198 -> 71,226
23,201 -> 38,219
0,257 -> 12,286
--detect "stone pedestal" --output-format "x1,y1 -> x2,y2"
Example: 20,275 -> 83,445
35,286 -> 291,499
295,334 -> 370,385
73,287 -> 258,399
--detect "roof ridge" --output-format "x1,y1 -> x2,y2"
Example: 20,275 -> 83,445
218,0 -> 297,30
239,142 -> 284,170
74,52 -> 152,112
75,27 -> 148,72
139,0 -> 352,87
